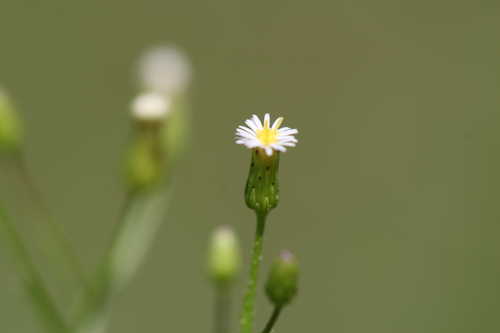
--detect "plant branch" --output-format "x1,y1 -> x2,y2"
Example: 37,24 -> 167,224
0,206 -> 69,333
10,151 -> 89,292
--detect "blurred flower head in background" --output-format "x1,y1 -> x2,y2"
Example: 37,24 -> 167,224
138,45 -> 192,95
131,92 -> 172,121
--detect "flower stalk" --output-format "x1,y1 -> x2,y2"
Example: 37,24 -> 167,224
261,306 -> 283,333
240,212 -> 267,333
213,284 -> 232,333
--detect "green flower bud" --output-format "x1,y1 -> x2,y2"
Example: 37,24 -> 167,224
208,226 -> 241,285
127,92 -> 191,192
0,90 -> 22,152
244,149 -> 280,216
126,123 -> 167,191
265,251 -> 299,307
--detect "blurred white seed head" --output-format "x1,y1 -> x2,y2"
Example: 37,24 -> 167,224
131,92 -> 171,121
138,45 -> 192,95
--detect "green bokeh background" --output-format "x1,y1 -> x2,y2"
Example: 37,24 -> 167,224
1,0 -> 500,332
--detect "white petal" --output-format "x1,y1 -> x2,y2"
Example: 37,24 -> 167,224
278,128 -> 298,136
281,142 -> 296,147
236,128 -> 256,136
236,139 -> 255,146
238,125 -> 255,135
263,113 -> 271,128
271,144 -> 286,152
245,119 -> 259,132
252,114 -> 263,129
277,137 -> 298,144
245,141 -> 261,148
271,117 -> 284,129
265,147 -> 273,156
236,132 -> 256,140
277,135 -> 297,140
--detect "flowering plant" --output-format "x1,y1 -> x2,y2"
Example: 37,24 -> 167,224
0,47 -> 301,333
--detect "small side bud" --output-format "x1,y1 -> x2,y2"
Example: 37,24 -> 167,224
0,90 -> 22,152
265,251 -> 299,307
208,226 -> 241,285
244,149 -> 280,216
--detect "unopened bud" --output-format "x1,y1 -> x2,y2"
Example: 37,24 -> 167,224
208,226 -> 240,285
265,251 -> 298,307
244,149 -> 280,216
126,125 -> 167,191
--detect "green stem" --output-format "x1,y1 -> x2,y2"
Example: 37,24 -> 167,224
240,212 -> 267,333
213,285 -> 231,333
0,207 -> 69,333
261,306 -> 282,333
11,152 -> 89,292
74,187 -> 171,333
72,192 -> 138,333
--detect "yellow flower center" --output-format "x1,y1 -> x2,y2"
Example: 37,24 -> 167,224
255,117 -> 283,146
256,128 -> 278,145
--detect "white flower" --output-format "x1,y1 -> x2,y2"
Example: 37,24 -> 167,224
235,114 -> 298,156
138,45 -> 191,95
131,92 -> 171,121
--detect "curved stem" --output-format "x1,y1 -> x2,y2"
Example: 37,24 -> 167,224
240,212 -> 267,333
261,306 -> 282,333
11,152 -> 89,292
0,206 -> 69,333
213,285 -> 231,333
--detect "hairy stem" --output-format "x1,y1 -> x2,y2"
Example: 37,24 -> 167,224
240,212 -> 267,333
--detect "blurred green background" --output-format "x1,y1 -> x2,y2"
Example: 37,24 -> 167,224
1,0 -> 500,332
